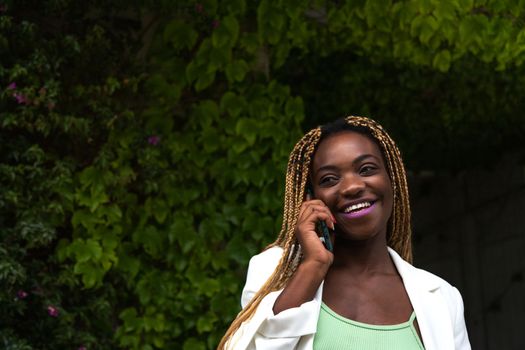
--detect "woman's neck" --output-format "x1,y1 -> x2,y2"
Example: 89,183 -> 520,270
330,237 -> 395,276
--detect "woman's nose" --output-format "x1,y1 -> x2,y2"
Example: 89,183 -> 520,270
340,174 -> 365,197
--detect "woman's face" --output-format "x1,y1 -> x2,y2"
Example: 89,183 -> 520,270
311,131 -> 393,242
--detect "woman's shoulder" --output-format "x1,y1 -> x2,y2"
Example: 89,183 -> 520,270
388,247 -> 460,294
249,245 -> 284,263
412,265 -> 459,294
241,246 -> 284,308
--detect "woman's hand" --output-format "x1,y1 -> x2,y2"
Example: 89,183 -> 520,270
272,196 -> 336,315
295,196 -> 336,268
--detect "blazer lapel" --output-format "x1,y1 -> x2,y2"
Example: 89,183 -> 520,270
389,248 -> 455,350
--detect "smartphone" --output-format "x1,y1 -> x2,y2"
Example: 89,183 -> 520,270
306,187 -> 333,252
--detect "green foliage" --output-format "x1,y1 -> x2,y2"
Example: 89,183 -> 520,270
2,0 -> 525,349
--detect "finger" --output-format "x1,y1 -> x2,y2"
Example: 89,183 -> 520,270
302,204 -> 336,225
298,204 -> 325,224
303,199 -> 326,207
304,211 -> 335,232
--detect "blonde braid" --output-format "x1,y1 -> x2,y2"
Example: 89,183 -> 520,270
218,116 -> 412,349
218,127 -> 322,349
343,116 -> 412,262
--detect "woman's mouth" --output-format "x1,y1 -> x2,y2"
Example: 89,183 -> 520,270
341,201 -> 376,219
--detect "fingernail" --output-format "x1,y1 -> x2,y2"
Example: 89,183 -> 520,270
331,222 -> 335,230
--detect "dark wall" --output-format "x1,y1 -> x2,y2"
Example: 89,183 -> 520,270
410,153 -> 525,350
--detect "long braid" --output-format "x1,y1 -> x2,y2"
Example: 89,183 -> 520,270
342,116 -> 412,262
218,127 -> 321,349
218,116 -> 412,349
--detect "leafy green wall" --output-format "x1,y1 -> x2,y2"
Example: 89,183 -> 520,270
1,0 -> 524,349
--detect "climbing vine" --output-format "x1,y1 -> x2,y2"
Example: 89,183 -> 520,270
1,0 -> 524,349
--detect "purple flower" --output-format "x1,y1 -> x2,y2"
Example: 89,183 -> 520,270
7,82 -> 16,90
148,135 -> 160,146
212,19 -> 220,28
17,290 -> 28,299
13,92 -> 28,104
47,305 -> 59,317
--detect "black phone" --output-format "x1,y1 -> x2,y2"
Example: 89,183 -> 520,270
306,187 -> 333,252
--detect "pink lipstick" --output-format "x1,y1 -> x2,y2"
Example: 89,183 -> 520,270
341,202 -> 376,219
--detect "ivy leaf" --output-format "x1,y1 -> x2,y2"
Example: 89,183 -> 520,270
433,49 -> 451,72
185,61 -> 199,84
195,72 -> 216,91
224,0 -> 246,15
183,338 -> 206,350
212,26 -> 230,48
73,261 -> 100,288
164,20 -> 198,50
69,238 -> 103,263
152,198 -> 168,224
71,208 -> 104,230
223,16 -> 240,46
240,32 -> 259,53
285,96 -> 304,123
235,118 -> 258,145
417,0 -> 433,14
220,92 -> 244,117
458,0 -> 474,11
433,1 -> 457,22
459,16 -> 482,47
196,312 -> 217,333
225,60 -> 249,82
212,16 -> 239,48
364,0 -> 391,28
201,127 -> 220,152
419,16 -> 438,45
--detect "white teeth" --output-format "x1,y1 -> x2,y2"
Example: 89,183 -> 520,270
344,202 -> 371,213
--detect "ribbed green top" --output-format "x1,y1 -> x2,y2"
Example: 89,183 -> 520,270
313,303 -> 425,350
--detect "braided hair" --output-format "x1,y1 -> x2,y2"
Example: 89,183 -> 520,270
218,116 -> 412,349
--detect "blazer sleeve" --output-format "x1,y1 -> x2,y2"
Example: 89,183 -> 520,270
227,247 -> 321,350
450,287 -> 471,350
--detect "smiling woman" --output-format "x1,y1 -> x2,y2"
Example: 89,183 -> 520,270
218,116 -> 471,350
311,131 -> 394,243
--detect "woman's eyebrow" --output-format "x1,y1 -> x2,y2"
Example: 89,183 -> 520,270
315,154 -> 380,173
352,154 -> 380,165
315,164 -> 339,173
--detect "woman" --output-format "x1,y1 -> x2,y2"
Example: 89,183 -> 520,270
219,116 -> 471,350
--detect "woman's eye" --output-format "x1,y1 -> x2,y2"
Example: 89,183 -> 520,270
360,165 -> 377,174
319,176 -> 337,185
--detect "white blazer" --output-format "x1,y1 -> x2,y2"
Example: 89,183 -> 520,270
226,247 -> 471,350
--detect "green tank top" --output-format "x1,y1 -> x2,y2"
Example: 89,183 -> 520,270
313,302 -> 425,350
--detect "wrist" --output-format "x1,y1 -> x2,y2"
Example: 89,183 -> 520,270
299,258 -> 330,277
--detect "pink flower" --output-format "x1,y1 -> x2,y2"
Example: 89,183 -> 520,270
7,82 -> 16,90
0,5 -> 7,13
47,305 -> 59,317
13,92 -> 28,104
17,290 -> 28,299
148,135 -> 160,145
78,347 -> 87,350
212,19 -> 220,28
195,3 -> 203,13
47,101 -> 56,110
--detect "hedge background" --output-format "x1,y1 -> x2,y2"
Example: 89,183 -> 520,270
1,0 -> 524,349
